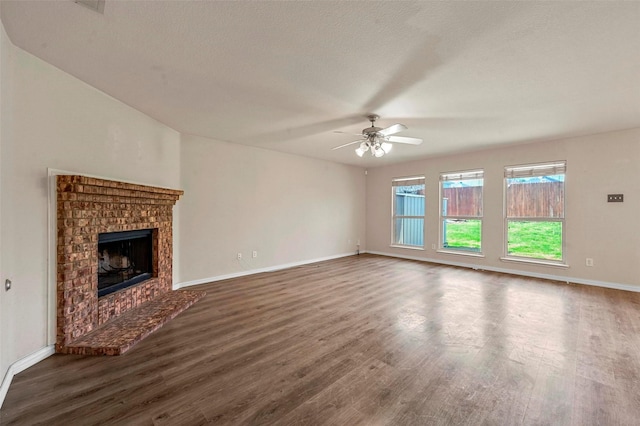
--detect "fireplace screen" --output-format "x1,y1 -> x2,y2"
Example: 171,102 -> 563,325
98,229 -> 153,297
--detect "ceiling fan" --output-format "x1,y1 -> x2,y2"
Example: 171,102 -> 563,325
332,114 -> 423,158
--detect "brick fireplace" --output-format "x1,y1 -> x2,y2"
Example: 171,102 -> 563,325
56,175 -> 203,355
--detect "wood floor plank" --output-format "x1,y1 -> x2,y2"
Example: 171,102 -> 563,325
522,362 -> 575,425
276,358 -> 396,426
2,254 -> 640,425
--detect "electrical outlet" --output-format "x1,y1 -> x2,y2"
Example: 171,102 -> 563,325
586,258 -> 594,267
5,279 -> 11,291
237,252 -> 242,260
607,194 -> 624,202
252,251 -> 257,258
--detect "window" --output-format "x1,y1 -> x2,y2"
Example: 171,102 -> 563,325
392,177 -> 425,248
439,170 -> 484,253
504,161 -> 566,263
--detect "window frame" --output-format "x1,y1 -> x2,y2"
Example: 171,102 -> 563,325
391,176 -> 425,249
438,169 -> 484,256
502,161 -> 567,266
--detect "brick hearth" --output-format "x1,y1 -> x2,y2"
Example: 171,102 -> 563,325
56,175 -> 204,355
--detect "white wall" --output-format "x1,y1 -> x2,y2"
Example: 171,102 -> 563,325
178,134 -> 366,284
366,128 -> 640,289
0,39 -> 181,380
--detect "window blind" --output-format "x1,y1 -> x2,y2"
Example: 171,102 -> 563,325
392,176 -> 425,187
505,162 -> 566,178
440,170 -> 484,181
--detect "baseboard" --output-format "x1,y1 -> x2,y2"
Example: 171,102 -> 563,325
0,345 -> 55,409
365,250 -> 640,293
174,252 -> 358,289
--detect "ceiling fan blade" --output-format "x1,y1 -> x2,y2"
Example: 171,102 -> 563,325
333,130 -> 361,136
387,136 -> 423,145
332,139 -> 363,150
379,123 -> 407,136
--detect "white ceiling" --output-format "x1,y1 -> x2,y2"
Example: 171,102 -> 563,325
1,1 -> 639,167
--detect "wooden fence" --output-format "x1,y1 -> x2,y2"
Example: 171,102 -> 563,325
506,182 -> 564,218
442,182 -> 564,218
442,187 -> 482,216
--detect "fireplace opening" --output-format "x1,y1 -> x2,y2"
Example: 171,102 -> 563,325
98,229 -> 153,298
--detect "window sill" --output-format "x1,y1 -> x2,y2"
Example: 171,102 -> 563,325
500,256 -> 568,268
390,245 -> 425,251
437,249 -> 484,258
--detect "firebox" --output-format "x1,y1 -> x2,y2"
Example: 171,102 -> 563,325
98,229 -> 154,298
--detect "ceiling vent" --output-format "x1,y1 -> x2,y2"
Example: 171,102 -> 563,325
74,0 -> 105,14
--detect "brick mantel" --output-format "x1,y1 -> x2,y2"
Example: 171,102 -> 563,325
56,175 -> 183,353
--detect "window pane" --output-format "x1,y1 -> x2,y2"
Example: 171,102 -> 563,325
442,219 -> 481,252
441,179 -> 482,216
506,175 -> 564,218
394,185 -> 425,216
392,181 -> 425,248
507,221 -> 562,260
393,218 -> 424,247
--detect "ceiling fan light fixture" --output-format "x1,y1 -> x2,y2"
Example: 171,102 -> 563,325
355,147 -> 365,157
381,142 -> 392,153
359,141 -> 369,152
373,145 -> 385,157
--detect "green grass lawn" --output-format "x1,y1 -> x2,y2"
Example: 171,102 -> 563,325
507,220 -> 562,260
443,220 -> 481,251
444,220 -> 562,260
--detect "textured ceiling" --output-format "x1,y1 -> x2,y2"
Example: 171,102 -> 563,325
1,1 -> 639,167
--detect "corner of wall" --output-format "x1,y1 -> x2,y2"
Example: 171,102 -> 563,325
0,346 -> 55,409
0,13 -> 12,403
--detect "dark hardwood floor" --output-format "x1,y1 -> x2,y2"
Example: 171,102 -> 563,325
2,254 -> 640,425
